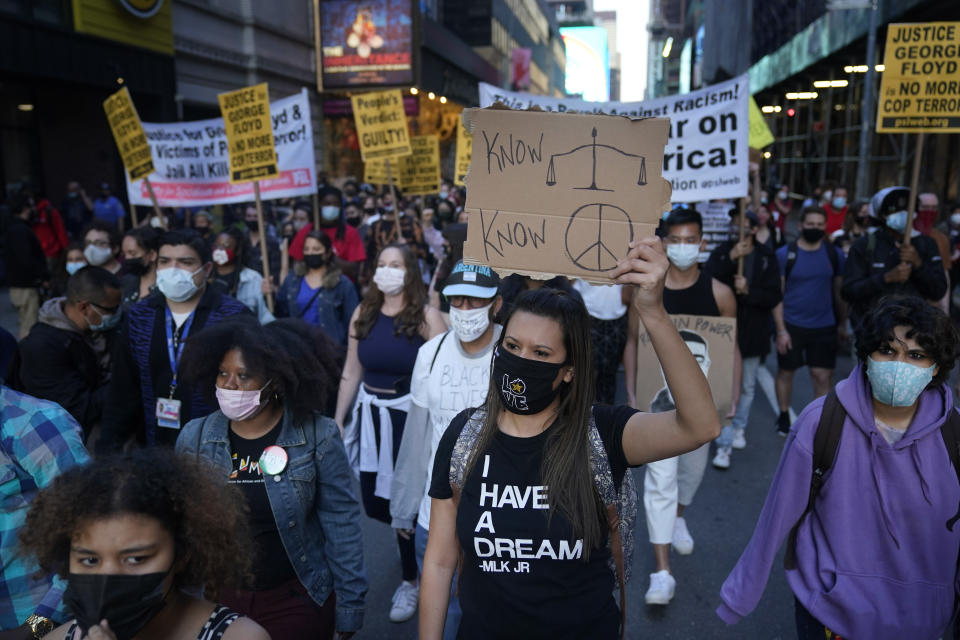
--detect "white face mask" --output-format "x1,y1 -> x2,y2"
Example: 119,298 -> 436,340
449,303 -> 493,342
373,266 -> 406,296
156,266 -> 204,302
950,213 -> 960,227
666,243 -> 700,270
212,249 -> 230,266
84,244 -> 113,266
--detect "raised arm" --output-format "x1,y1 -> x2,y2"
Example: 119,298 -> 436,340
611,238 -> 721,465
334,307 -> 364,433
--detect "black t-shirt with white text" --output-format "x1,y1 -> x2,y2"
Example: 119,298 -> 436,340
228,423 -> 297,590
429,404 -> 638,640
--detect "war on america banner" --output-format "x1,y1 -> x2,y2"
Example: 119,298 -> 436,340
478,75 -> 749,202
124,89 -> 317,207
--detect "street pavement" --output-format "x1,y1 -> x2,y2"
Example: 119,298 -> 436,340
0,288 -> 860,638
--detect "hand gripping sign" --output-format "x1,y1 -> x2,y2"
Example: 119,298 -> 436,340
462,107 -> 671,283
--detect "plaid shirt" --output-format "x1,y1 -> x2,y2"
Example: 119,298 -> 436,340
0,386 -> 89,627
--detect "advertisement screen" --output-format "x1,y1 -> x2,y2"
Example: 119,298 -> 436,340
560,26 -> 609,102
320,0 -> 414,88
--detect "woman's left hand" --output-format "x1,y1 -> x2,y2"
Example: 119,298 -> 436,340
610,237 -> 668,312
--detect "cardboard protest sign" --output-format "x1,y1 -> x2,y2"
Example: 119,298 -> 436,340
103,87 -> 155,181
398,135 -> 441,195
877,22 -> 960,132
217,83 -> 279,183
478,74 -> 749,202
748,97 -> 774,149
635,314 -> 737,420
125,91 -> 316,207
351,89 -> 412,161
461,108 -> 671,283
455,116 -> 472,186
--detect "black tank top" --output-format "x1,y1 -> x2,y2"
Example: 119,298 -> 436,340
662,269 -> 720,316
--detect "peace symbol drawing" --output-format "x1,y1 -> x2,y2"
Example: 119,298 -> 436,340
547,127 -> 647,272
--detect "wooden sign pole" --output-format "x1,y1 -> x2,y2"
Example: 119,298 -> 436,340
737,197 -> 747,277
384,158 -> 401,244
143,176 -> 165,229
253,181 -> 274,312
903,132 -> 926,244
312,191 -> 320,230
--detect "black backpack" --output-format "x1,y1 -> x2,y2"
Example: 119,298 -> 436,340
784,391 -> 960,570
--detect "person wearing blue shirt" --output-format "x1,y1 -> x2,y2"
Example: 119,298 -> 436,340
92,183 -> 126,233
0,385 -> 90,637
772,207 -> 848,435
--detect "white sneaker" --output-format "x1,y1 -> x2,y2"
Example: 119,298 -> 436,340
672,517 -> 694,555
644,570 -> 676,605
732,428 -> 747,450
389,581 -> 419,622
713,446 -> 732,470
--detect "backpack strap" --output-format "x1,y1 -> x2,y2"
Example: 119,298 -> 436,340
940,410 -> 960,531
784,391 -> 846,570
826,240 -> 840,277
429,331 -> 452,375
784,241 -> 799,282
865,231 -> 877,275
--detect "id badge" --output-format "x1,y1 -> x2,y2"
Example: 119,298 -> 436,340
156,398 -> 182,429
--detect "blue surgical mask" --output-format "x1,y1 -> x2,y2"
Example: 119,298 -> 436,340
885,210 -> 908,232
866,357 -> 936,407
88,305 -> 121,332
321,205 -> 340,222
66,261 -> 87,276
832,196 -> 847,209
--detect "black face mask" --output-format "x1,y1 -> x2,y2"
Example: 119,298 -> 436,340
124,257 -> 150,276
492,346 -> 567,415
64,571 -> 169,640
801,228 -> 825,243
246,219 -> 259,232
304,254 -> 327,269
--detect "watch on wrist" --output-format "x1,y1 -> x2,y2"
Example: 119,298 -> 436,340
24,614 -> 54,638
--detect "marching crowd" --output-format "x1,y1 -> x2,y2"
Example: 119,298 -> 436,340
1,168 -> 960,640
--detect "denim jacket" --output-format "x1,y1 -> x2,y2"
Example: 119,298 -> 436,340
275,273 -> 357,346
176,408 -> 367,632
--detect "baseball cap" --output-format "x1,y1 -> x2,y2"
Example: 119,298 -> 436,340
442,261 -> 500,298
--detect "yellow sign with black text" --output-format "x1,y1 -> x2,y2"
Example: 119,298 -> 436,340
748,97 -> 774,149
454,116 -> 472,186
351,89 -> 412,162
399,135 -> 441,196
877,22 -> 960,132
363,158 -> 392,185
103,87 -> 155,181
218,83 -> 279,183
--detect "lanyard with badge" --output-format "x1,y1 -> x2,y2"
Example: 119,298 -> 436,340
156,307 -> 195,429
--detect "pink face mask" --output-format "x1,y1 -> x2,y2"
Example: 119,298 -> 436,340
215,382 -> 270,421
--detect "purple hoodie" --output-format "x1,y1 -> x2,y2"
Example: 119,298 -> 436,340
717,365 -> 960,639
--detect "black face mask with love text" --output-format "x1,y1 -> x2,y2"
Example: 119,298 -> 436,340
492,346 -> 567,415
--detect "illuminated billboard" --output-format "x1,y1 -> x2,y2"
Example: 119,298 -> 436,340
319,0 -> 414,88
560,26 -> 609,102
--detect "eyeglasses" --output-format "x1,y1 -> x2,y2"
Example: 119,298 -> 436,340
447,295 -> 493,309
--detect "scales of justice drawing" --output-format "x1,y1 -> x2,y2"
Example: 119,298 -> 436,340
546,127 -> 648,272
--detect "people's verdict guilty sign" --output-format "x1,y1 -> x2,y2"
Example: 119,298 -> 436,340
635,314 -> 737,421
103,87 -> 155,181
351,89 -> 412,161
462,107 -> 671,283
218,83 -> 279,183
478,74 -> 749,202
123,90 -> 317,207
877,22 -> 960,133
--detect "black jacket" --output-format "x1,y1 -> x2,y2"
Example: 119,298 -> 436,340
4,218 -> 48,287
14,320 -> 114,436
705,239 -> 782,358
841,229 -> 947,321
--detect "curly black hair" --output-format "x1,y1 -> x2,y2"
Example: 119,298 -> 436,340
20,448 -> 253,593
855,295 -> 959,387
178,316 -> 341,419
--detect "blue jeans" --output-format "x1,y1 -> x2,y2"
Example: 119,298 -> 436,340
718,356 -> 760,447
415,524 -> 461,640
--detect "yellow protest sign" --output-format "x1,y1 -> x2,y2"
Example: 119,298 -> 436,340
748,97 -> 774,149
351,89 -> 412,162
364,159 -> 391,185
399,135 -> 441,196
217,83 -> 279,183
877,22 -> 960,132
103,87 -> 154,180
454,116 -> 472,186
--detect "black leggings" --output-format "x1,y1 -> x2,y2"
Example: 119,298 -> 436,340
795,598 -> 842,639
358,401 -> 418,582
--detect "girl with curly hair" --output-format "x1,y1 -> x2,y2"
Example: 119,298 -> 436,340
719,295 -> 960,639
334,243 -> 446,623
176,317 -> 365,640
20,448 -> 269,640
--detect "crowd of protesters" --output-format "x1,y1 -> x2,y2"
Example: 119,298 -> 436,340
1,167 -> 959,640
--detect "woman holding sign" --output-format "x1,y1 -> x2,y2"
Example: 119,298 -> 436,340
420,237 -> 720,639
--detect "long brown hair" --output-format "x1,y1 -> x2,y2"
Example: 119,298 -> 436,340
353,243 -> 426,340
463,288 -> 606,557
